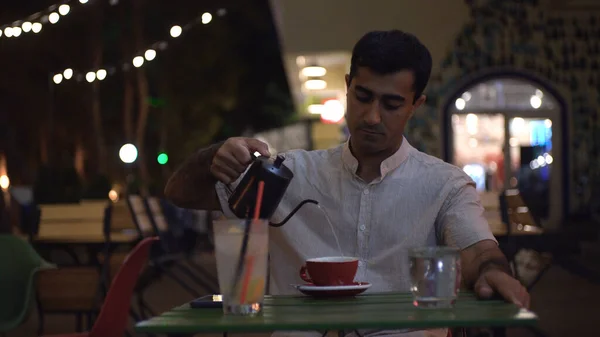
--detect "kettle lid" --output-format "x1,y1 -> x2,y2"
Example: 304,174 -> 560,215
255,155 -> 293,179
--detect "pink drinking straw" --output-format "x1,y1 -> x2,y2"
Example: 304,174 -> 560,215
240,180 -> 265,304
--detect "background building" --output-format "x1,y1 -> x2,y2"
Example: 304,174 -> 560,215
269,0 -> 600,229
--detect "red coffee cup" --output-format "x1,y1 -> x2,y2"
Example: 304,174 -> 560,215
299,256 -> 358,286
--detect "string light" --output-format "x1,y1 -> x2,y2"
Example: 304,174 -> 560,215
201,12 -> 212,24
0,0 -> 89,40
63,68 -> 73,79
85,72 -> 96,83
144,49 -> 156,61
58,4 -> 71,16
48,12 -> 60,24
51,9 -> 224,85
96,69 -> 107,80
170,25 -> 182,38
22,22 -> 32,32
132,56 -> 144,68
32,23 -> 42,33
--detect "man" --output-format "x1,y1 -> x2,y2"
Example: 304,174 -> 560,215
165,30 -> 529,337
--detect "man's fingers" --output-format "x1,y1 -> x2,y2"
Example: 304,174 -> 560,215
217,151 -> 247,173
485,273 -> 523,307
212,158 -> 241,183
245,138 -> 270,157
229,144 -> 253,165
474,278 -> 494,299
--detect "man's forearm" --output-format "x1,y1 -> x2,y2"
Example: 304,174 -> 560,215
461,240 -> 512,288
164,141 -> 224,210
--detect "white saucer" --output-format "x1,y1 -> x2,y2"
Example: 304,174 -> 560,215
292,282 -> 371,297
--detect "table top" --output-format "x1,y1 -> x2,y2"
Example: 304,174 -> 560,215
32,231 -> 139,244
134,292 -> 538,334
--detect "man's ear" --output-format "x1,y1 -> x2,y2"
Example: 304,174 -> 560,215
413,94 -> 426,110
407,95 -> 426,120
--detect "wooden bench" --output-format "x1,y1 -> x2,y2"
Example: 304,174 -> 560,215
36,202 -> 107,242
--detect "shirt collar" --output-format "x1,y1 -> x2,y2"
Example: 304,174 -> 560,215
342,136 -> 413,179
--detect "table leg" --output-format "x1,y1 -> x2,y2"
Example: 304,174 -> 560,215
491,327 -> 506,337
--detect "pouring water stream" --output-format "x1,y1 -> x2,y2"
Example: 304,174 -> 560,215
314,204 -> 344,258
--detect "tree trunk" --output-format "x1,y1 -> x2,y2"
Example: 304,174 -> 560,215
132,0 -> 150,195
120,4 -> 135,142
123,75 -> 135,142
74,137 -> 86,178
39,127 -> 48,165
90,4 -> 108,174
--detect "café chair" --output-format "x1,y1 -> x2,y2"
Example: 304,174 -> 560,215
41,236 -> 159,337
0,234 -> 55,333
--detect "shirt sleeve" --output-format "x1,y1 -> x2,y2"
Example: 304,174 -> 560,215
436,177 -> 498,249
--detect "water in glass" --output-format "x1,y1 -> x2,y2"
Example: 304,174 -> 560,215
409,247 -> 460,309
213,219 -> 269,315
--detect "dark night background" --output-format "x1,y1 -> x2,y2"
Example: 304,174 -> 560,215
0,0 -> 295,191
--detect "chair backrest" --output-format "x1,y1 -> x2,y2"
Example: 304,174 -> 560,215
0,235 -> 54,332
38,202 -> 107,238
109,197 -> 154,236
146,197 -> 169,233
128,195 -> 155,236
89,236 -> 159,337
499,189 -> 541,234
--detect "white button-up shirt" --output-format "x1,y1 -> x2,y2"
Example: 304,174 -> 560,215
216,137 -> 496,337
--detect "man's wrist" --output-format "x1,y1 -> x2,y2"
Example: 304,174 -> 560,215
195,141 -> 225,182
478,257 -> 512,277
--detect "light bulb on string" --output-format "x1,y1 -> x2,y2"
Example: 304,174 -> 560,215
170,25 -> 182,38
31,23 -> 42,33
12,27 -> 22,37
22,22 -> 32,32
132,56 -> 144,68
4,27 -> 13,38
63,68 -> 73,80
144,49 -> 156,61
201,12 -> 212,24
0,30 -> 3,38
53,74 -> 63,84
48,12 -> 60,24
96,69 -> 107,80
85,72 -> 96,83
58,4 -> 70,16
79,0 -> 89,3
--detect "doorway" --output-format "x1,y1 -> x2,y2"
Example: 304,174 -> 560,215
445,77 -> 564,230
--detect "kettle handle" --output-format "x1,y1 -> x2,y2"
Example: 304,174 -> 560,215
268,199 -> 319,227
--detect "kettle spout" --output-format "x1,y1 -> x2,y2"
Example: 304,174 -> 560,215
269,199 -> 319,227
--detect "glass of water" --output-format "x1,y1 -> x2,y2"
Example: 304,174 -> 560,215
213,219 -> 269,316
408,246 -> 461,309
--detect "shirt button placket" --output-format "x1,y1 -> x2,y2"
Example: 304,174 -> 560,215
357,186 -> 370,278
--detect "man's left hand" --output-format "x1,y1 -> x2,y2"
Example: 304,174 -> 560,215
474,269 -> 530,308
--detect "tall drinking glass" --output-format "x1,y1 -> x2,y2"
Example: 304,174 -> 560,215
408,246 -> 461,309
213,218 -> 269,316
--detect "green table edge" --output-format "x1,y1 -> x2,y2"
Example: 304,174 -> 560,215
134,292 -> 538,334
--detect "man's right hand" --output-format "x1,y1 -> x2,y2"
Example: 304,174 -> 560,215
210,137 -> 271,184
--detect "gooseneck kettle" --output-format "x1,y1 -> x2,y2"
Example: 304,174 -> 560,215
227,154 -> 318,227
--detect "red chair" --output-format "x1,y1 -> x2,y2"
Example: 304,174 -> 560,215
42,237 -> 159,337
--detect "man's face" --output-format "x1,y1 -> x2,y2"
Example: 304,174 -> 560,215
345,67 -> 425,156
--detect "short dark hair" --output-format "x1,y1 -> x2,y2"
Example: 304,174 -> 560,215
348,30 -> 432,102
